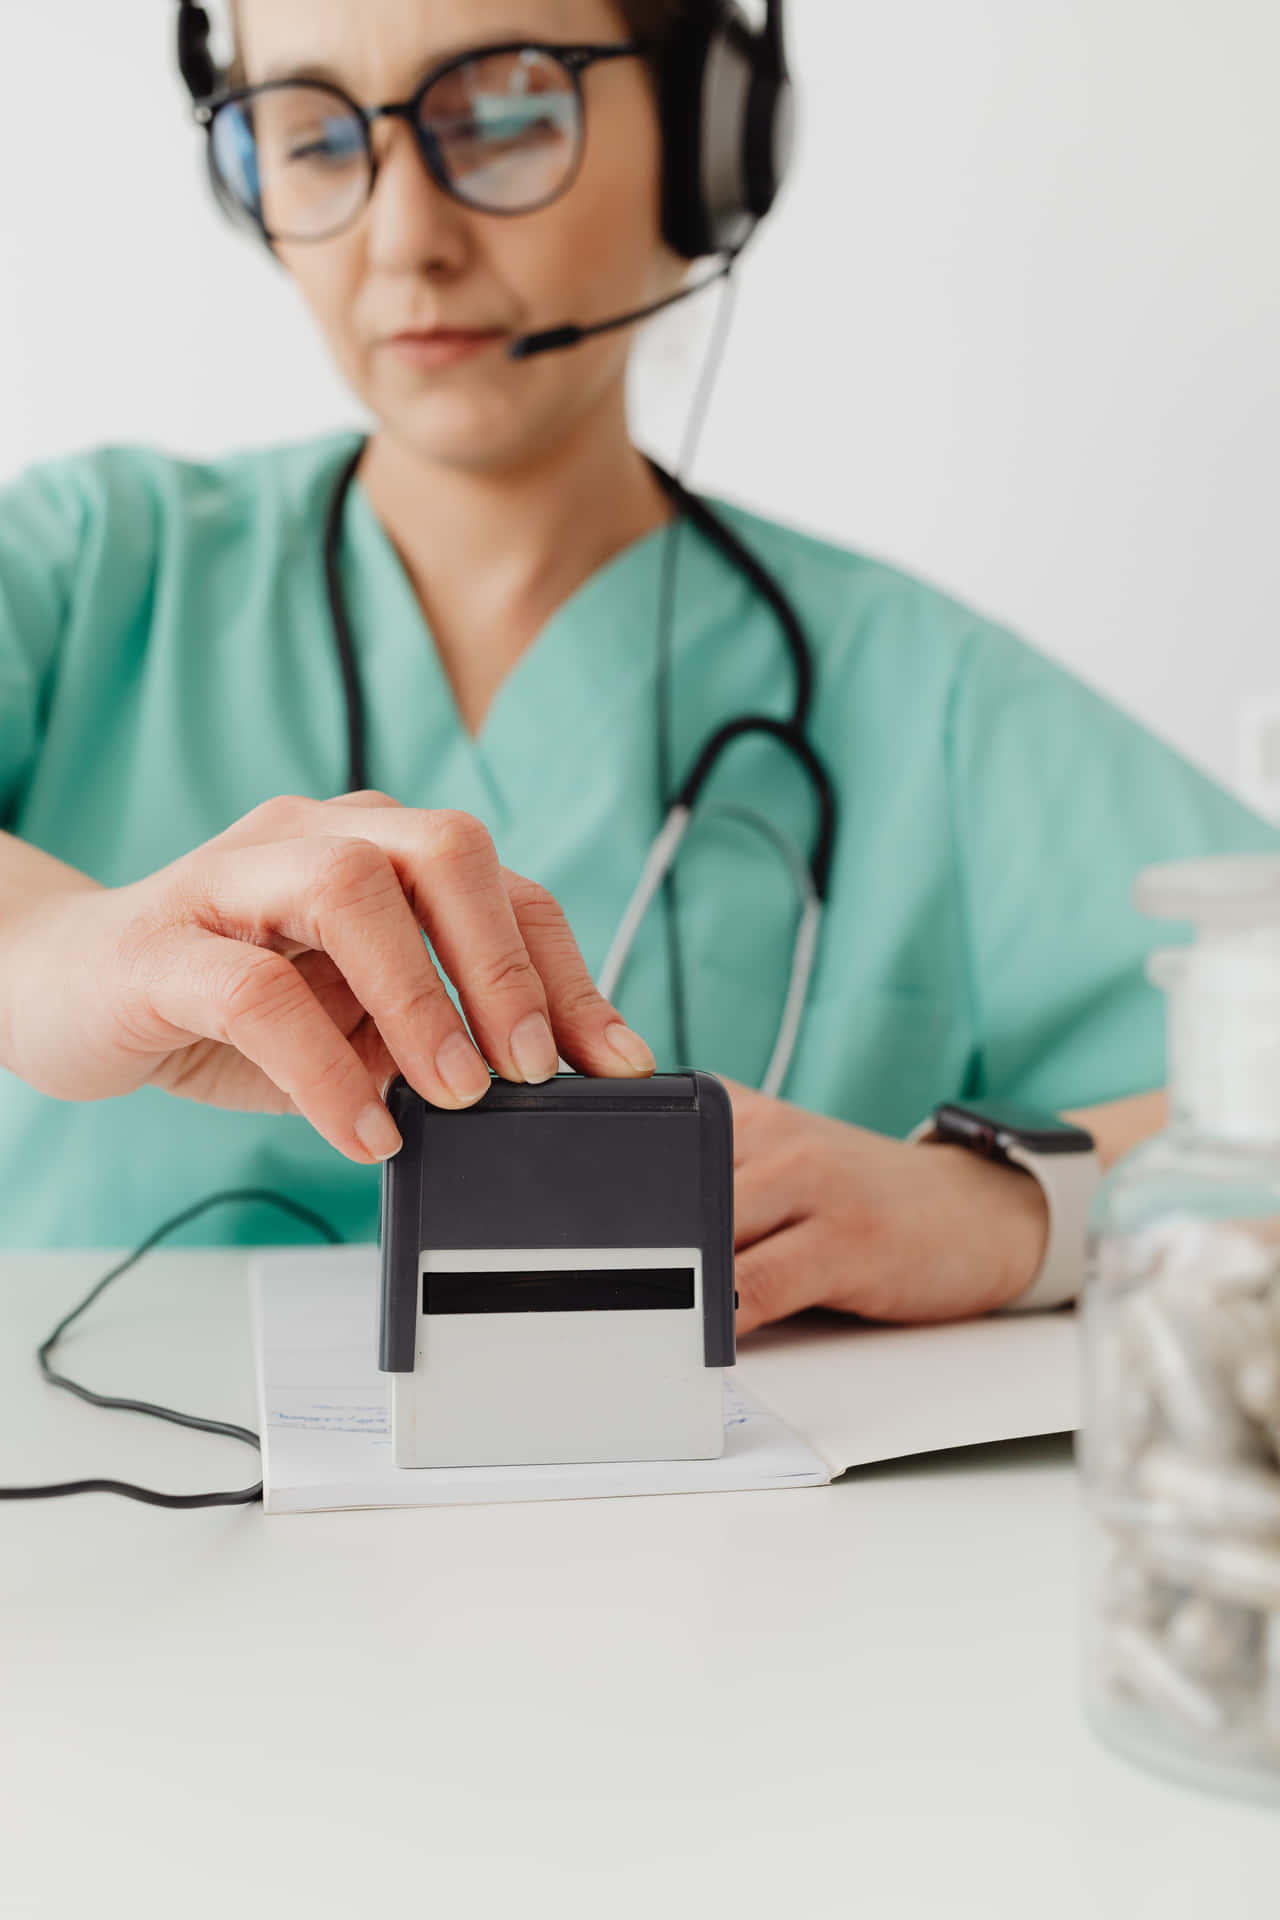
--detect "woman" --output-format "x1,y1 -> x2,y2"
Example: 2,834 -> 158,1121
0,0 -> 1274,1329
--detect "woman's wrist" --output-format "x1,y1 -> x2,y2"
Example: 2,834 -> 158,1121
929,1143 -> 1051,1315
0,838 -> 103,1075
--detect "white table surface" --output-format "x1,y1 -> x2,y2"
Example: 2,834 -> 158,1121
1,1249 -> 1275,1920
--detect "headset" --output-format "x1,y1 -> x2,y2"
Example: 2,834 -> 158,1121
174,0 -> 794,266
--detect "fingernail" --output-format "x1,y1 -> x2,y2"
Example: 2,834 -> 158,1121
355,1101 -> 403,1163
605,1022 -> 657,1074
510,1011 -> 559,1084
435,1031 -> 492,1105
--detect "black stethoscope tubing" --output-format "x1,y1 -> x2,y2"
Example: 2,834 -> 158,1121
321,432 -> 838,898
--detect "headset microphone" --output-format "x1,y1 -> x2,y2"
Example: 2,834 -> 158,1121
508,257 -> 737,361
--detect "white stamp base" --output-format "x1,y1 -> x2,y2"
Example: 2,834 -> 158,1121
393,1246 -> 724,1470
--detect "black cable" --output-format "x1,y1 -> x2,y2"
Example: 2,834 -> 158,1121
324,437 -> 372,796
648,466 -> 815,734
653,267 -> 741,1069
0,1188 -> 343,1507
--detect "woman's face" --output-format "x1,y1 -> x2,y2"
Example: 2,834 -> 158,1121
235,0 -> 677,473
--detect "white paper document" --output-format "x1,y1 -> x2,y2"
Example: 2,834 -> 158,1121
249,1247 -> 1078,1515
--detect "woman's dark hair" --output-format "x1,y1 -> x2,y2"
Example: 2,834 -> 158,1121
618,0 -> 717,47
227,1 -> 721,82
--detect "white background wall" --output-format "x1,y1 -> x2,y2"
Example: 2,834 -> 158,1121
2,1 -> 1278,796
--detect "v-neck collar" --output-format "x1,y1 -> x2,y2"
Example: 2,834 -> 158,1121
335,437 -> 727,831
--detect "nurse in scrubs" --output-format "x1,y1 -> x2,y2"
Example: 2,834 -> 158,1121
0,0 -> 1275,1329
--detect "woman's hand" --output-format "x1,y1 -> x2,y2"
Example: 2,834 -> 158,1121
0,792 -> 656,1165
727,1078 -> 1050,1333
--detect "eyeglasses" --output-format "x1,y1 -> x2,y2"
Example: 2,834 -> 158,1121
195,41 -> 643,243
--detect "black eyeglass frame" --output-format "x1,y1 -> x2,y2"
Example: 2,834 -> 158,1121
191,39 -> 645,241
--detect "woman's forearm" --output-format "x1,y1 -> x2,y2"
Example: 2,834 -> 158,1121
0,830 -> 103,1064
0,829 -> 102,927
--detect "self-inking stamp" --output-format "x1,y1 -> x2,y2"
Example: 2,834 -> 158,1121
377,1071 -> 736,1469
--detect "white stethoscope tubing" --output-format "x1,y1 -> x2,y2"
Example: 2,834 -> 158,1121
596,799 -> 823,1099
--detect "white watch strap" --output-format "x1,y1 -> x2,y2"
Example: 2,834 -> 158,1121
906,1116 -> 1101,1312
996,1140 -> 1101,1311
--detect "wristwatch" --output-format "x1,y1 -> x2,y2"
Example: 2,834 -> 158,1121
908,1099 -> 1101,1313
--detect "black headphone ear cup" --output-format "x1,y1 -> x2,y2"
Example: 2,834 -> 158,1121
655,14 -> 720,260
656,4 -> 791,262
743,65 -> 792,222
176,0 -> 218,102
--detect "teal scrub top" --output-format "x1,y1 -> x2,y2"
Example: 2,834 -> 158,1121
2,427 -> 1277,1250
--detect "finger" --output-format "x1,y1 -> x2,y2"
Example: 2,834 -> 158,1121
320,790 -> 406,812
142,925 -> 406,1166
315,807 -> 564,1086
149,1035 -> 297,1116
733,1143 -> 810,1250
182,834 -> 495,1110
203,793 -> 319,852
205,789 -> 403,855
500,867 -> 656,1078
735,1223 -> 825,1336
292,953 -> 401,1097
716,1076 -> 777,1167
291,949 -> 366,1034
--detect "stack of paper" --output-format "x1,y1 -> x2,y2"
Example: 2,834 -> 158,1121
249,1247 -> 1078,1515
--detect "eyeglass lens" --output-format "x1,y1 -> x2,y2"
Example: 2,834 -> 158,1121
211,47 -> 585,240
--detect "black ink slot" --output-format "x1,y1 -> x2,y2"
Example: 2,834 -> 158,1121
423,1268 -> 696,1315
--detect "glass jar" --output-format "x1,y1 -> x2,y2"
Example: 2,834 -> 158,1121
1080,854 -> 1280,1804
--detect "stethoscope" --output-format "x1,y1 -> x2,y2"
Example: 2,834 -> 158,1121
322,437 -> 838,1097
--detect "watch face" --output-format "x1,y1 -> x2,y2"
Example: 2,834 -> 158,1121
932,1100 -> 1095,1159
